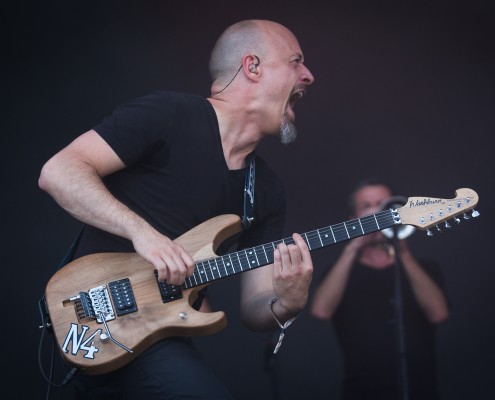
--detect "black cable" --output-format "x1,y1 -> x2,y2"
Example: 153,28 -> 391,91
38,297 -> 79,399
210,55 -> 260,98
62,367 -> 79,387
38,228 -> 84,398
209,64 -> 242,98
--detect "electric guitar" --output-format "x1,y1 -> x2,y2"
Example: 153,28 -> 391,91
44,188 -> 479,375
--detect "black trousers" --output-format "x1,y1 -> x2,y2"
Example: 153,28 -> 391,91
72,337 -> 234,400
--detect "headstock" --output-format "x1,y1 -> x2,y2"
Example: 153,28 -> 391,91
396,188 -> 479,236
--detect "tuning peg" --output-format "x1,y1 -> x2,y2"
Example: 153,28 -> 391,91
436,224 -> 442,233
426,229 -> 433,237
471,209 -> 480,218
463,213 -> 470,220
454,216 -> 461,224
444,220 -> 452,229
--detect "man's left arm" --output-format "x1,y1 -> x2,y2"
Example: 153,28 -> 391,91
240,233 -> 313,331
399,241 -> 449,324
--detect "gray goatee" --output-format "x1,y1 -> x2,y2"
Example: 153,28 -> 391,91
280,113 -> 298,144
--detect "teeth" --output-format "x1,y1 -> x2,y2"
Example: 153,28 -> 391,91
290,92 -> 303,102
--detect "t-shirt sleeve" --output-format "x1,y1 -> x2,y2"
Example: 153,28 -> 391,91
94,91 -> 175,166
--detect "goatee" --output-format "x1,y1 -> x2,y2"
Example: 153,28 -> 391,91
280,113 -> 297,144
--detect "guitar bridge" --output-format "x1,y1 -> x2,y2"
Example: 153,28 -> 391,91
77,285 -> 116,323
73,279 -> 138,322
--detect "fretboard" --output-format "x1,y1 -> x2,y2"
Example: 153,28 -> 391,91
183,209 -> 398,289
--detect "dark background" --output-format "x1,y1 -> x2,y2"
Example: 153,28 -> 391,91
6,1 -> 494,399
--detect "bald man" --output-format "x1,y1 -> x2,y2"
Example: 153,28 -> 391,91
40,19 -> 315,399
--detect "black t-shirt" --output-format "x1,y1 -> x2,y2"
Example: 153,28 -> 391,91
73,91 -> 286,259
332,259 -> 445,400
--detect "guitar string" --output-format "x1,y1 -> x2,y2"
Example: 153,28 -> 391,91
188,210 -> 397,283
187,200 -> 474,286
195,211 -> 394,268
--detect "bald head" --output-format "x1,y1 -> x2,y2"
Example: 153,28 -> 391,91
209,20 -> 293,85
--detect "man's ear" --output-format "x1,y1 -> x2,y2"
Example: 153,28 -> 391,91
243,54 -> 261,78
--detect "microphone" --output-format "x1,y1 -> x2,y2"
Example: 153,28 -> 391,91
380,195 -> 407,211
380,196 -> 416,239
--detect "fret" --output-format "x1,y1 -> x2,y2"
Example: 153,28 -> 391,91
229,253 -> 239,274
191,270 -> 198,286
207,265 -> 215,282
209,259 -> 221,279
225,254 -> 235,275
235,251 -> 244,272
358,218 -> 364,234
204,260 -> 213,281
316,229 -> 324,247
329,226 -> 336,243
217,256 -> 228,276
252,248 -> 260,265
331,222 -> 349,243
194,262 -> 204,285
265,244 -> 275,264
215,258 -> 224,278
375,210 -> 395,231
343,222 -> 350,239
255,245 -> 269,266
345,219 -> 363,239
303,232 -> 311,250
319,226 -> 335,247
261,245 -> 270,264
204,261 -> 213,281
184,210 -> 403,289
306,230 -> 322,250
201,261 -> 212,282
244,249 -> 258,269
361,214 -> 380,234
373,214 -> 380,229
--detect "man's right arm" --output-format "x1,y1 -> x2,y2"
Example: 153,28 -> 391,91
38,129 -> 194,284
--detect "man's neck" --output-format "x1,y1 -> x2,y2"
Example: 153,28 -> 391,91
208,98 -> 262,170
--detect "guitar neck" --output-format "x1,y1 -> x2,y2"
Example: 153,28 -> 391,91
184,209 -> 397,289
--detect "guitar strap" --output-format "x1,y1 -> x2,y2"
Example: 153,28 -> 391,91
242,154 -> 256,230
56,227 -> 84,269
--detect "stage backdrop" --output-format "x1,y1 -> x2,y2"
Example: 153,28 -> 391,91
6,2 -> 494,399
